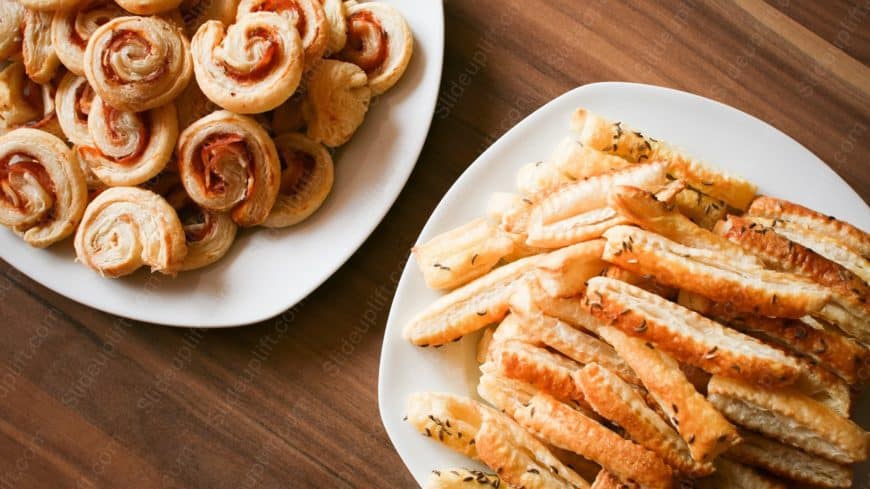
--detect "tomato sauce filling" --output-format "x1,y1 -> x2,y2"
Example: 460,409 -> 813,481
194,133 -> 254,199
101,29 -> 167,84
252,0 -> 307,37
278,149 -> 314,194
339,10 -> 388,74
221,27 -> 280,82
104,107 -> 150,164
74,81 -> 95,125
0,152 -> 55,213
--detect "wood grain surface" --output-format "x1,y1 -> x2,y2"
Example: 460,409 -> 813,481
1,1 -> 868,487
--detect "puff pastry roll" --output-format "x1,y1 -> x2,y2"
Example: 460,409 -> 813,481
51,0 -> 126,76
413,218 -> 515,291
191,13 -> 303,114
406,392 -> 590,489
602,225 -> 831,318
597,325 -> 740,464
84,16 -> 193,112
303,59 -> 370,147
708,375 -> 869,464
162,182 -> 237,271
0,0 -> 24,59
76,97 -> 177,186
0,63 -> 63,138
320,0 -> 345,55
336,2 -> 412,96
585,276 -> 802,386
55,73 -> 95,146
424,469 -> 500,489
236,0 -> 327,62
0,129 -> 88,247
177,110 -> 281,227
578,363 -> 714,477
571,108 -> 757,210
75,186 -> 187,276
180,0 -> 239,37
262,132 -> 333,228
526,162 -> 667,248
22,9 -> 61,85
728,429 -> 852,488
716,215 -> 870,345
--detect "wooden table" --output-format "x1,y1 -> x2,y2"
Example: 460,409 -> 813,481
2,1 -> 868,487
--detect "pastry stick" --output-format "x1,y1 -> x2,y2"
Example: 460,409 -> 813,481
526,162 -> 668,248
707,375 -> 869,464
585,277 -> 802,386
578,363 -> 714,477
501,310 -> 640,386
516,138 -> 632,195
478,373 -> 673,489
727,430 -> 852,488
697,459 -> 787,489
608,185 -> 761,268
603,266 -> 678,300
716,215 -> 870,343
601,225 -> 831,318
509,278 -> 602,334
747,196 -> 869,258
673,187 -> 728,230
406,392 -> 591,489
487,340 -> 587,406
597,326 -> 739,463
590,471 -> 627,489
534,240 -> 607,297
403,254 -> 540,346
424,468 -> 501,489
570,108 -> 757,210
412,218 -> 515,290
487,191 -> 535,234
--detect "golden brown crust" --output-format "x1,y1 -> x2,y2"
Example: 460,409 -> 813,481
403,254 -> 542,346
515,138 -> 633,196
609,185 -> 761,268
707,375 -> 869,464
262,132 -> 334,228
716,215 -> 870,344
591,471 -> 631,489
512,391 -> 674,489
508,278 -> 603,334
585,277 -> 802,387
747,196 -> 869,258
597,325 -> 739,464
424,468 -> 501,489
534,240 -> 607,297
412,218 -> 516,290
673,188 -> 727,230
303,59 -> 371,147
727,430 -> 852,488
578,363 -> 714,477
405,392 -> 482,460
602,225 -> 831,318
697,459 -> 787,489
490,340 -> 587,405
22,9 -> 60,85
603,266 -> 677,300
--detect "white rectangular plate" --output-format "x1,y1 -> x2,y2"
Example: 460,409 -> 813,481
378,82 -> 870,486
0,0 -> 444,327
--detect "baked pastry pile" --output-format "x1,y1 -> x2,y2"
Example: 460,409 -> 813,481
405,108 -> 870,489
0,0 -> 413,277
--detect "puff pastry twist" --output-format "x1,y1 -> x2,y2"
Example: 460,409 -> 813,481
262,132 -> 333,228
236,0 -> 327,62
51,0 -> 127,76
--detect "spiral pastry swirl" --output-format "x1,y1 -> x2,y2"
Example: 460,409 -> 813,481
177,110 -> 280,227
191,12 -> 303,114
0,0 -> 24,59
74,186 -> 188,277
302,59 -> 370,147
76,96 -> 177,186
0,63 -> 63,139
51,0 -> 127,75
262,132 -> 333,228
320,0 -> 345,56
55,73 -> 96,146
337,2 -> 412,96
0,129 -> 88,247
19,0 -> 83,13
236,0 -> 326,62
83,16 -> 193,112
22,9 -> 62,85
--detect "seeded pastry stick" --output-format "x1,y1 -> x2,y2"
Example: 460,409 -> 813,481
516,138 -> 633,195
696,459 -> 787,489
413,218 -> 515,290
424,468 -> 501,489
570,107 -> 757,210
597,325 -> 740,464
707,375 -> 870,464
405,392 -> 591,489
585,277 -> 802,386
601,225 -> 830,319
478,372 -> 674,489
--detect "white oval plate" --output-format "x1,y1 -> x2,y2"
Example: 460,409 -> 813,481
0,0 -> 444,327
379,82 -> 870,485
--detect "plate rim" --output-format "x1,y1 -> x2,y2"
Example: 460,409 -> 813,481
378,80 -> 870,485
0,0 -> 446,328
